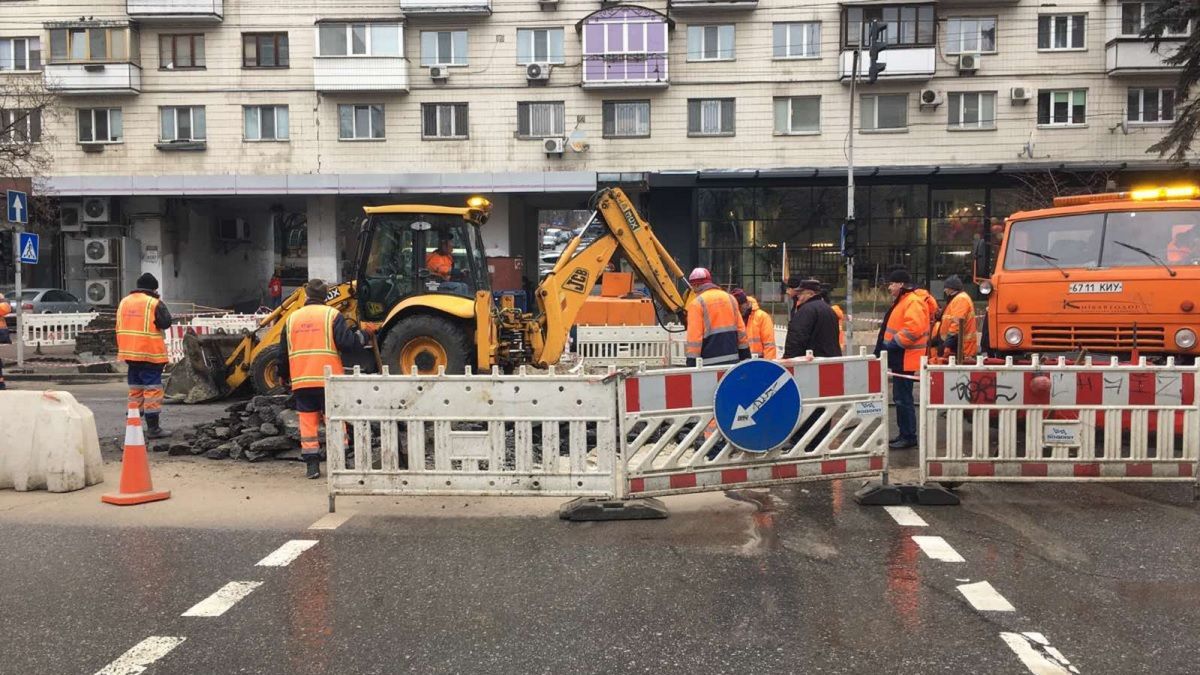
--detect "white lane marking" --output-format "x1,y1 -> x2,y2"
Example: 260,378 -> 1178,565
95,636 -> 185,675
182,581 -> 263,617
1001,632 -> 1081,674
256,539 -> 320,567
957,581 -> 1016,612
309,511 -> 355,530
883,505 -> 928,527
912,535 -> 966,562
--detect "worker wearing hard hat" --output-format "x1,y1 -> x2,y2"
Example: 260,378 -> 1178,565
732,288 -> 777,360
684,268 -> 749,367
0,292 -> 10,389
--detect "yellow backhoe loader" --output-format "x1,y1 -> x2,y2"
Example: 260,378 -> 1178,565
167,188 -> 692,402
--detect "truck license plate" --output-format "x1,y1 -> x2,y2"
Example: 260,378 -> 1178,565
1068,282 -> 1122,294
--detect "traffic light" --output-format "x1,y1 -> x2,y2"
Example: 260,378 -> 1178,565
842,218 -> 857,259
867,20 -> 888,84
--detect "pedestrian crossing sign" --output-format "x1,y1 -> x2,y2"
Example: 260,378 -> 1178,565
18,232 -> 38,264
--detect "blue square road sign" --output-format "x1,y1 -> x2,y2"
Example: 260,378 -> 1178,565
18,232 -> 38,264
7,189 -> 28,224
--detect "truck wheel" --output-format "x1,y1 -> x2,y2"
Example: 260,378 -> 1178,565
381,315 -> 471,375
250,344 -> 286,395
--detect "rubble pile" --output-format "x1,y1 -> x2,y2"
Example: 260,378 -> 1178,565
153,395 -> 307,462
74,314 -> 118,357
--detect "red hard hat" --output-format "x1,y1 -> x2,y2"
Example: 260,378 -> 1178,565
688,267 -> 712,285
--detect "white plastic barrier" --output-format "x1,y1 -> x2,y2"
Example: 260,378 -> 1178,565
21,312 -> 99,347
0,390 -> 104,492
574,324 -> 686,366
165,313 -> 264,363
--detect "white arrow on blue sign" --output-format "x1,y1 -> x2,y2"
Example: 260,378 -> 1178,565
18,232 -> 39,264
7,189 -> 28,224
713,359 -> 803,453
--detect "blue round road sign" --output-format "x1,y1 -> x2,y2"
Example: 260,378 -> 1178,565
713,359 -> 803,453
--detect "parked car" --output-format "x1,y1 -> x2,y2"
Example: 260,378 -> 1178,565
541,234 -> 560,250
0,287 -> 92,327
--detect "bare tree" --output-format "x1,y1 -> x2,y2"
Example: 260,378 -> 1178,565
1005,169 -> 1122,214
1144,2 -> 1200,161
0,74 -> 58,180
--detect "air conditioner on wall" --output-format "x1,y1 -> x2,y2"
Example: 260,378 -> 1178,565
1011,87 -> 1032,102
956,53 -> 979,74
84,238 -> 115,265
60,203 -> 84,232
82,197 -> 111,223
919,89 -> 943,108
430,66 -> 449,81
543,137 -> 565,155
85,279 -> 114,306
526,63 -> 551,81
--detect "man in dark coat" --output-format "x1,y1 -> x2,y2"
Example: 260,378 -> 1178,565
783,277 -> 842,359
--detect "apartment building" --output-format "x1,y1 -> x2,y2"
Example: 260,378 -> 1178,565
0,0 -> 1190,307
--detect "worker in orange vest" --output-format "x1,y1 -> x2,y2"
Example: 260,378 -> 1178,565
731,288 -> 777,359
0,292 -> 11,390
426,233 -> 455,281
115,274 -> 173,439
821,283 -> 846,352
278,279 -> 371,479
931,275 -> 978,362
874,268 -> 932,449
684,268 -> 749,367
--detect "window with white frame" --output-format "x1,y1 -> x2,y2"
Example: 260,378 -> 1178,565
1037,89 -> 1086,125
244,105 -> 289,141
422,103 -> 468,139
947,92 -> 996,129
338,104 -> 385,139
1128,87 -> 1175,123
772,22 -> 820,59
1037,14 -> 1086,50
861,94 -> 908,131
77,108 -> 122,143
687,25 -> 735,61
420,30 -> 468,67
944,17 -> 996,54
517,101 -> 565,138
773,96 -> 820,134
0,38 -> 41,71
602,100 -> 650,138
318,23 -> 402,57
160,106 -> 206,142
1122,3 -> 1189,37
687,98 -> 735,136
0,109 -> 41,143
517,28 -> 564,64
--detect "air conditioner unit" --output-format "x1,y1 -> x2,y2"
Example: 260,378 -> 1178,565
526,62 -> 551,81
218,217 -> 250,242
82,197 -> 111,223
430,66 -> 449,81
85,279 -> 114,306
956,53 -> 979,74
60,203 -> 84,233
919,89 -> 943,108
1010,86 -> 1032,103
538,0 -> 559,6
543,137 -> 565,155
84,238 -> 115,265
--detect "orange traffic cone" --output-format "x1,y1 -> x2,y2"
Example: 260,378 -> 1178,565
102,407 -> 171,506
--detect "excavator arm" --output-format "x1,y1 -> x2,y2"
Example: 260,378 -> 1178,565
527,187 -> 693,367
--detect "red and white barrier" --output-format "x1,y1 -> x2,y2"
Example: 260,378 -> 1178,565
20,312 -> 99,347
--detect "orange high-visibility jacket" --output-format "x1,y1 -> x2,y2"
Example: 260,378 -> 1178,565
116,293 -> 168,364
686,286 -> 748,365
426,251 -> 453,278
745,297 -> 777,359
831,304 -> 846,350
285,304 -> 344,389
938,291 -> 978,360
884,289 -> 932,372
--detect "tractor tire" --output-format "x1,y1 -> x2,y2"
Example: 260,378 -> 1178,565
250,343 -> 287,396
380,315 -> 472,376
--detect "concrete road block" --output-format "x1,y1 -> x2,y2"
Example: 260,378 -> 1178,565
0,391 -> 104,492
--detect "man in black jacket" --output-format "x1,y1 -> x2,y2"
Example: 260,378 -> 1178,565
783,277 -> 842,359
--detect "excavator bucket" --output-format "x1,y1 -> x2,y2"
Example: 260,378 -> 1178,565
164,332 -> 247,404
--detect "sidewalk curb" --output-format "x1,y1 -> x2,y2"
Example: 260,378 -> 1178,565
5,372 -> 125,383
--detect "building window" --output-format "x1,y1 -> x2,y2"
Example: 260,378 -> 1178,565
861,94 -> 908,131
1122,3 -> 1189,37
944,17 -> 996,54
517,101 -> 565,138
1037,89 -> 1086,126
0,109 -> 41,143
843,5 -> 935,48
602,100 -> 650,138
318,23 -> 402,57
48,26 -> 135,63
242,33 -> 288,68
160,106 -> 206,142
773,96 -> 820,135
1128,87 -> 1175,123
420,30 -> 468,67
1037,15 -> 1086,50
159,34 -> 204,69
948,92 -> 996,130
517,28 -> 564,65
422,103 -> 468,139
687,98 -> 735,137
687,25 -> 735,61
338,104 -> 385,140
773,22 -> 820,59
0,38 -> 41,71
244,105 -> 289,141
77,108 -> 122,143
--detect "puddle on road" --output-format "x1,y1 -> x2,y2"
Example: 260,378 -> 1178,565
725,490 -> 779,556
885,530 -> 922,632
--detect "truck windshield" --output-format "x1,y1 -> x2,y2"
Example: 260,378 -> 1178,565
1003,209 -> 1200,270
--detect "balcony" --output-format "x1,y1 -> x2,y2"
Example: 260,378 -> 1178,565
1106,38 -> 1184,77
313,56 -> 408,92
578,5 -> 673,89
127,0 -> 223,22
838,46 -> 936,82
44,63 -> 142,95
399,0 -> 491,15
667,0 -> 757,11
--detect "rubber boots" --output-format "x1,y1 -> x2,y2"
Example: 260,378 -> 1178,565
145,417 -> 169,440
305,457 -> 321,480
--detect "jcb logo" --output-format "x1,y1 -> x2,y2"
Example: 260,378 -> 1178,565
620,204 -> 640,232
563,269 -> 590,294
325,288 -> 339,302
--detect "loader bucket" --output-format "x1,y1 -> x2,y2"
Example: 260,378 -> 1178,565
164,332 -> 247,403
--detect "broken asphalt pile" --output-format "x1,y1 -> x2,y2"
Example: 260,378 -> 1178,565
154,395 -> 308,462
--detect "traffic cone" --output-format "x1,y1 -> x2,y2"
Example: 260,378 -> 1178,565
101,407 -> 171,506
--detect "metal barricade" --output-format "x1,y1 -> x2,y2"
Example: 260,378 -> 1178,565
191,314 -> 263,334
574,324 -> 686,366
21,312 -> 99,346
920,356 -> 1200,485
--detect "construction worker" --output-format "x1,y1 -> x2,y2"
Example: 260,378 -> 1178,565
782,277 -> 841,359
684,268 -> 749,367
115,273 -> 173,439
875,268 -> 932,450
822,283 -> 847,352
278,279 -> 371,479
732,288 -> 777,359
0,292 -> 10,390
426,233 -> 455,280
931,275 -> 977,362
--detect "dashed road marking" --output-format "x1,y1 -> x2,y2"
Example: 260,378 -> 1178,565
883,506 -> 928,527
1000,632 -> 1081,674
256,539 -> 319,567
182,581 -> 263,617
95,636 -> 185,675
309,511 -> 355,530
957,581 -> 1016,612
912,535 -> 965,562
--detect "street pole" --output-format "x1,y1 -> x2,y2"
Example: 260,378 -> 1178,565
845,48 -> 858,350
12,229 -> 23,367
